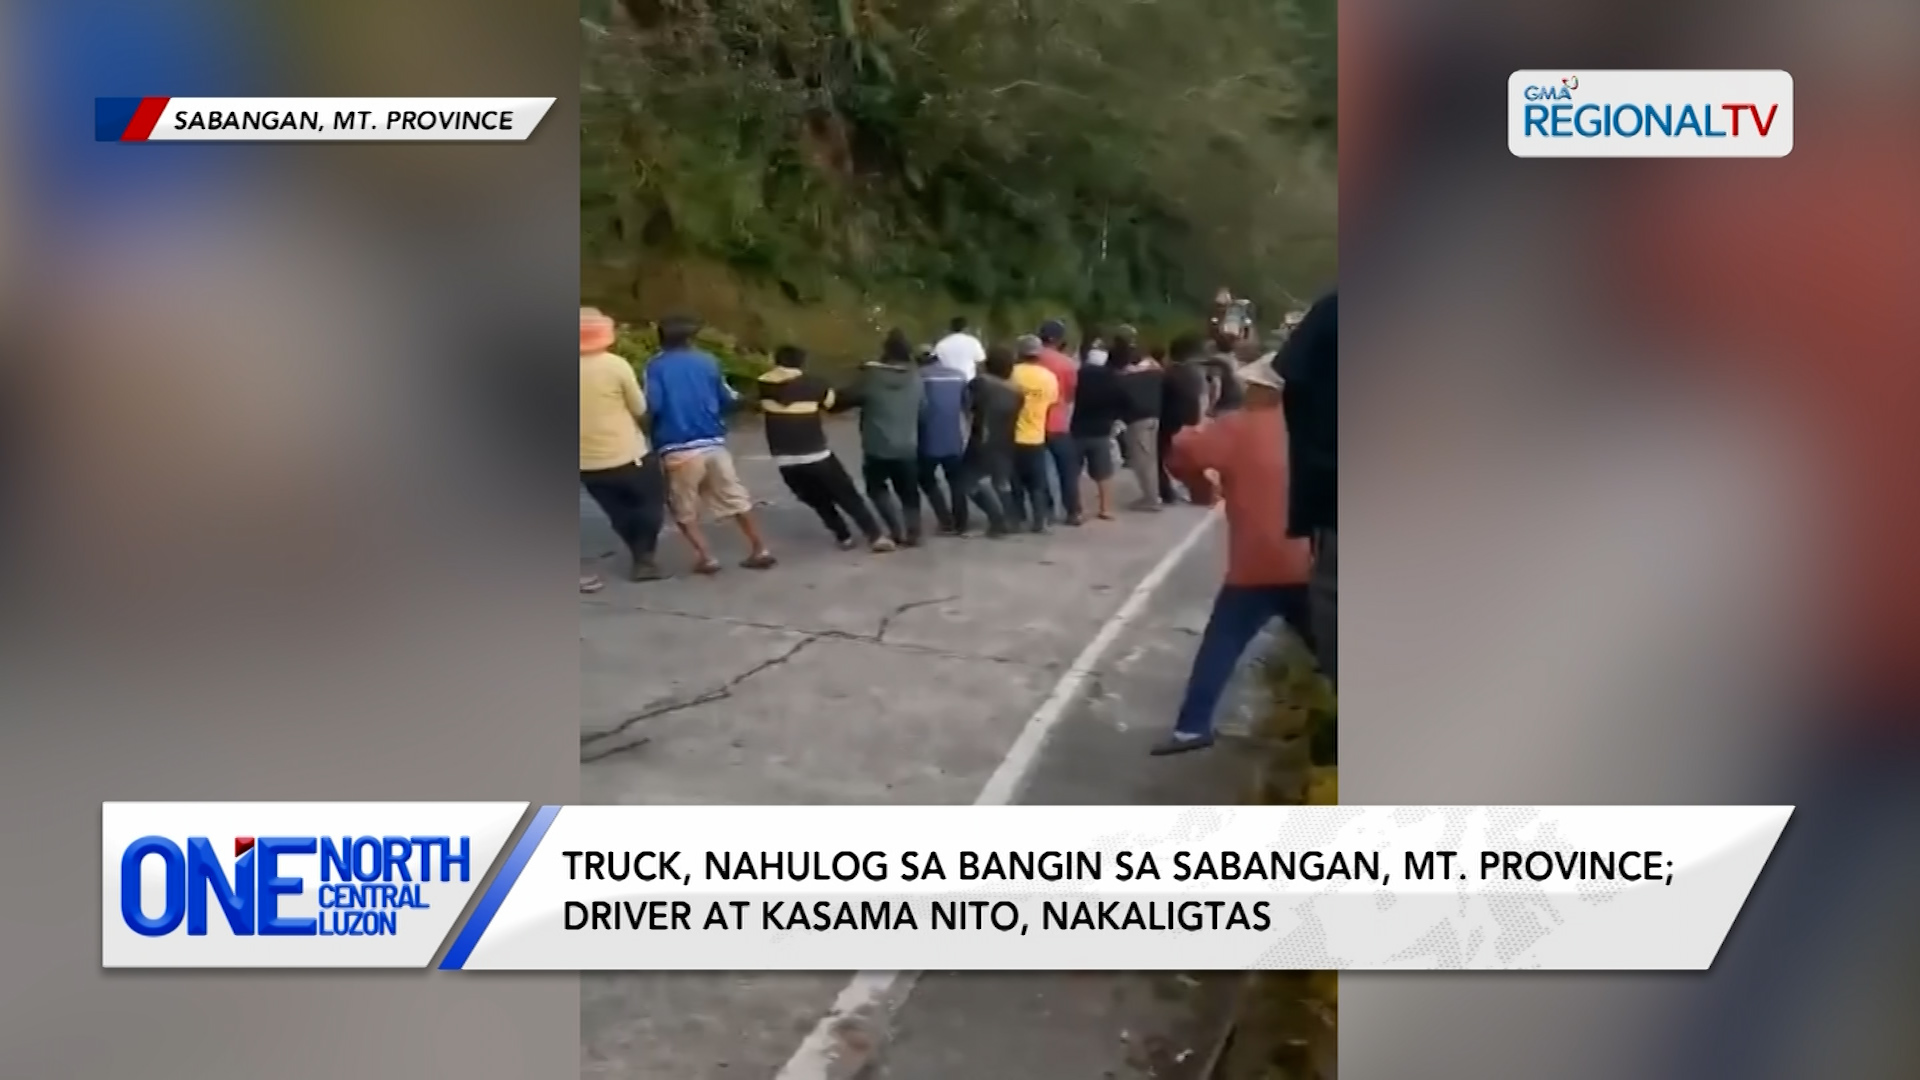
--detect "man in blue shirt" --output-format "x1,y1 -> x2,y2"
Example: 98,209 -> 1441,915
915,345 -> 973,535
645,317 -> 776,574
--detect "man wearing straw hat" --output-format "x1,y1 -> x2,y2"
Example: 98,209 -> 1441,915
579,308 -> 666,590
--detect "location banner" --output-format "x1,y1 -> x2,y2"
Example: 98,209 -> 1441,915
104,803 -> 1789,970
94,98 -> 555,142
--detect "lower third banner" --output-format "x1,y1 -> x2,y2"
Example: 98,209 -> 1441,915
102,803 -> 1788,970
438,803 -> 1787,971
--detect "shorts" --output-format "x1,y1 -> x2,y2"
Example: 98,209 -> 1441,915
663,447 -> 753,524
1076,434 -> 1116,481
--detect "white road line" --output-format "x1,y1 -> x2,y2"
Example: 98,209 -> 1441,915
771,507 -> 1223,1080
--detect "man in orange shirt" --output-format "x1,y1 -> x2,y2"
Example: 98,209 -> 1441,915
1152,355 -> 1312,755
1035,319 -> 1083,525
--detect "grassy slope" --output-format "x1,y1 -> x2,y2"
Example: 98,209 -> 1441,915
584,255 -> 1074,376
1216,641 -> 1338,1080
581,1 -> 1335,375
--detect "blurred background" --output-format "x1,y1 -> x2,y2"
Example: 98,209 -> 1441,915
0,2 -> 581,1077
1341,0 -> 1920,1077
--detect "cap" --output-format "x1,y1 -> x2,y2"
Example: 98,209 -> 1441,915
1037,318 -> 1068,343
1239,354 -> 1284,391
581,308 -> 616,353
1015,334 -> 1043,358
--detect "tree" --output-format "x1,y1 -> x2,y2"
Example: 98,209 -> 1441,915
582,0 -> 1336,345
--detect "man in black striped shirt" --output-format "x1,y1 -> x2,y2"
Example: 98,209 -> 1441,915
756,346 -> 894,553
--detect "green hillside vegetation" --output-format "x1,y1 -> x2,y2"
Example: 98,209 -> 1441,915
582,0 -> 1335,367
611,318 -> 773,384
1217,640 -> 1337,1080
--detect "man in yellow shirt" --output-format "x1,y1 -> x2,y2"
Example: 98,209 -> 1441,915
1007,334 -> 1060,533
580,308 -> 665,586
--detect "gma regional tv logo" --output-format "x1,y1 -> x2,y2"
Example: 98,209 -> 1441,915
103,802 -> 524,968
1509,70 -> 1792,158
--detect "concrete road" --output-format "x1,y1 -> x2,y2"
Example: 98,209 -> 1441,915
579,418 -> 1279,1080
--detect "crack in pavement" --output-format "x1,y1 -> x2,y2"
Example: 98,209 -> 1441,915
872,594 -> 957,642
580,634 -> 820,756
578,594 -> 984,766
585,596 -> 1029,669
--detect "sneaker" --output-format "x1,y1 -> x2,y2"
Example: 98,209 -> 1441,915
1065,514 -> 1085,527
628,559 -> 665,582
869,537 -> 897,553
901,533 -> 923,548
1150,732 -> 1216,756
836,536 -> 858,551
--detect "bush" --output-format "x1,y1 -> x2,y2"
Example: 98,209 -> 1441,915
1218,638 -> 1337,1079
581,0 -> 1336,332
613,320 -> 774,389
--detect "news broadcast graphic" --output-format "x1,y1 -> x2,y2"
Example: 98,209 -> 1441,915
103,802 -> 526,968
93,98 -> 556,142
447,804 -> 1789,971
1508,71 -> 1793,157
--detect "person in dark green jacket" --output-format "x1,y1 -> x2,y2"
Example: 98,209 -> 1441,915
834,330 -> 926,545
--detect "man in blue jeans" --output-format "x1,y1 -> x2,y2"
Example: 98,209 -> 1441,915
1152,357 -> 1313,755
915,345 -> 972,534
1007,336 -> 1060,533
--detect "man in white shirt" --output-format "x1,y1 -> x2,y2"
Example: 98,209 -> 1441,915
932,316 -> 986,381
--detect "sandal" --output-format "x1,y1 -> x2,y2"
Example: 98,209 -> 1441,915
579,574 -> 605,594
740,551 -> 778,570
693,558 -> 723,576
